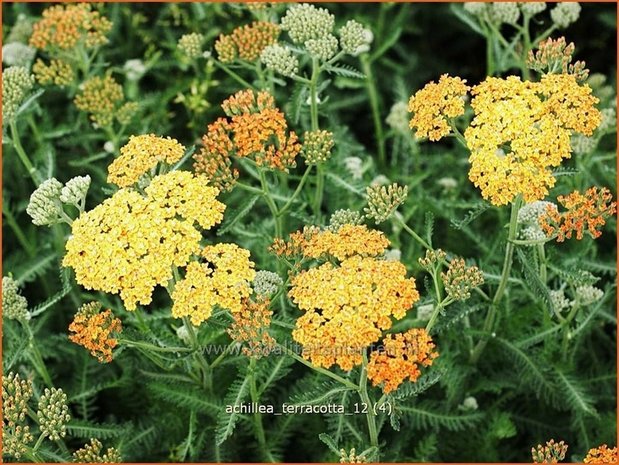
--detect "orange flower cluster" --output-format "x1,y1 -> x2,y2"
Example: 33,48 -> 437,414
193,90 -> 301,190
367,328 -> 438,394
68,302 -> 122,363
272,224 -> 389,261
215,21 -> 280,63
540,187 -> 616,242
228,298 -> 275,358
30,4 -> 112,51
584,445 -> 617,464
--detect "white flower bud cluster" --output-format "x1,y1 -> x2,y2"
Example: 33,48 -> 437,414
261,44 -> 299,77
571,134 -> 596,155
519,2 -> 546,16
178,33 -> 205,59
2,42 -> 36,68
2,276 -> 30,321
305,34 -> 339,61
27,176 -> 91,226
386,101 -> 410,134
2,66 -> 34,124
339,20 -> 372,56
280,3 -> 335,44
327,209 -> 364,232
549,289 -> 573,313
491,2 -> 521,25
252,270 -> 284,296
550,2 -> 581,28
517,201 -> 557,244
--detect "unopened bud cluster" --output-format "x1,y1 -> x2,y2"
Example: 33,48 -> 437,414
261,44 -> 299,77
327,209 -> 364,232
2,66 -> 34,124
339,20 -> 372,56
73,438 -> 122,463
419,249 -> 447,270
252,270 -> 284,296
2,276 -> 30,321
550,2 -> 581,29
340,448 -> 368,463
2,372 -> 35,459
364,183 -> 408,223
527,37 -> 588,82
531,439 -> 568,464
178,33 -> 205,59
27,176 -> 91,226
37,387 -> 71,440
302,130 -> 334,164
441,257 -> 484,301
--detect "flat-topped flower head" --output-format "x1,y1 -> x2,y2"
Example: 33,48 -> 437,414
33,58 -> 74,87
339,19 -> 372,56
540,187 -> 616,242
550,2 -> 581,29
252,270 -> 283,297
68,302 -> 122,363
408,74 -> 469,141
260,44 -> 299,77
584,445 -> 617,464
215,21 -> 279,63
171,243 -> 255,326
327,209 -> 364,232
302,130 -> 334,165
367,328 -> 438,393
30,3 -> 112,51
290,255 -> 420,370
2,42 -> 36,68
108,135 -> 185,188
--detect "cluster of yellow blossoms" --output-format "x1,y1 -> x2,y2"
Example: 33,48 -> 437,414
367,328 -> 438,393
286,225 -> 420,370
63,170 -> 225,310
584,445 -> 617,464
171,243 -> 255,326
215,21 -> 280,63
107,135 -> 185,188
68,302 -> 122,363
227,298 -> 275,358
193,89 -> 301,190
465,74 -> 600,205
74,75 -> 138,127
540,187 -> 617,242
408,74 -> 469,141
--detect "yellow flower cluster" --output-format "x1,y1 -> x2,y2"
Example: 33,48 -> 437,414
465,74 -> 600,205
215,21 -> 280,63
171,244 -> 255,326
63,171 -> 225,310
68,302 -> 122,363
29,3 -> 112,51
408,74 -> 469,141
290,255 -> 420,370
108,134 -> 186,188
193,89 -> 301,188
74,75 -> 137,127
228,298 -> 275,358
293,224 -> 390,260
33,58 -> 74,87
584,445 -> 617,464
367,328 -> 438,393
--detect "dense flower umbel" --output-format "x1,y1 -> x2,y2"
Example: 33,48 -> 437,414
465,74 -> 600,205
37,388 -> 71,440
280,3 -> 335,44
33,58 -> 74,86
367,328 -> 438,394
327,209 -> 364,232
2,66 -> 34,124
584,445 -> 617,464
441,258 -> 484,301
63,171 -> 225,310
68,302 -> 122,363
531,439 -> 568,463
178,32 -> 204,59
3,372 -> 33,428
302,130 -> 334,164
2,276 -> 29,321
252,270 -> 283,297
108,135 -> 186,187
194,90 -> 301,189
29,3 -> 112,51
228,298 -> 275,358
171,243 -> 255,326
215,21 -> 280,63
539,187 -> 617,242
408,74 -> 469,141
73,438 -> 122,463
74,75 -> 124,127
290,255 -> 420,370
260,44 -> 299,77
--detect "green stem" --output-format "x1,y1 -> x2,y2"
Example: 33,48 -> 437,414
537,243 -> 547,284
361,54 -> 386,166
259,170 -> 283,238
33,433 -> 46,452
359,352 -> 379,451
521,15 -> 532,79
183,317 -> 212,392
249,358 -> 272,462
425,297 -> 454,333
213,60 -> 255,90
3,205 -> 36,257
395,216 -> 432,250
485,23 -> 496,75
560,301 -> 582,360
278,344 -> 359,390
10,120 -> 41,185
278,165 -> 313,217
308,57 -> 325,222
470,195 -> 522,364
23,322 -> 53,387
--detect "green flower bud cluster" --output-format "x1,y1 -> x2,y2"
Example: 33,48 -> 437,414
252,270 -> 284,296
339,447 -> 367,464
73,438 -> 122,463
178,32 -> 205,59
491,2 -> 521,25
260,44 -> 299,77
305,34 -> 339,61
441,257 -> 484,301
280,3 -> 335,44
418,248 -> 447,270
2,42 -> 36,68
302,130 -> 334,164
2,276 -> 29,321
3,424 -> 34,459
2,372 -> 35,459
27,176 -> 91,226
519,2 -> 546,16
2,66 -> 34,124
339,20 -> 372,56
599,108 -> 616,132
463,3 -> 489,17
549,289 -> 572,313
571,134 -> 596,155
386,101 -> 410,134
550,2 -> 581,28
327,209 -> 364,232
37,387 -> 71,440
364,182 -> 408,224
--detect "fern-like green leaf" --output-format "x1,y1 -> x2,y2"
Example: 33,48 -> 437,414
399,401 -> 483,431
215,374 -> 250,445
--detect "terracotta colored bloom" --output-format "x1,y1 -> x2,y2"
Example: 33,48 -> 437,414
108,135 -> 186,188
215,21 -> 280,63
69,302 -> 122,363
193,90 -> 301,189
408,74 -> 469,141
584,445 -> 617,464
290,256 -> 420,370
527,37 -> 588,82
30,4 -> 112,51
367,328 -> 438,394
171,243 -> 255,326
531,439 -> 568,464
540,187 -> 616,242
228,298 -> 275,358
63,171 -> 225,310
465,75 -> 600,205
